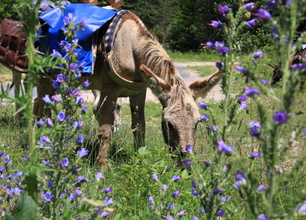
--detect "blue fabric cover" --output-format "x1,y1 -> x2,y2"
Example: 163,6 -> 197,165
39,4 -> 117,75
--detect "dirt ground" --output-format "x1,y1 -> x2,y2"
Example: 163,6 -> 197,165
81,62 -> 224,104
1,62 -> 225,104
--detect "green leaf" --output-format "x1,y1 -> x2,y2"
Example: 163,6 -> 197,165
5,192 -> 39,220
138,146 -> 151,155
181,169 -> 190,179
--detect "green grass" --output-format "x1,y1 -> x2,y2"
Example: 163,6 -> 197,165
0,50 -> 305,218
168,50 -> 221,62
0,84 -> 305,218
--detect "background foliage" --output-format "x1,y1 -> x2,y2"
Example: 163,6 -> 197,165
0,0 -> 277,52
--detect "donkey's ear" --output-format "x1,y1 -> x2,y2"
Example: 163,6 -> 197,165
189,70 -> 222,100
140,64 -> 171,104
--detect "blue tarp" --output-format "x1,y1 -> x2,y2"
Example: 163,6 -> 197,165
39,4 -> 117,75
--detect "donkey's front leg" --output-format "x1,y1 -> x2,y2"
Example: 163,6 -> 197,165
94,91 -> 118,169
34,77 -> 54,118
129,90 -> 146,150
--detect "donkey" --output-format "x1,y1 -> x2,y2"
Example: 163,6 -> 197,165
34,11 -> 222,168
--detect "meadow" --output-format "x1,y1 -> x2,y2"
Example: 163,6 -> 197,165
0,1 -> 306,219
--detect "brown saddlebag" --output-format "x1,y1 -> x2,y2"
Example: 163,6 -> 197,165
0,18 -> 28,72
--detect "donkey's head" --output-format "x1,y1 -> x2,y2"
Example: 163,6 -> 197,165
140,65 -> 222,155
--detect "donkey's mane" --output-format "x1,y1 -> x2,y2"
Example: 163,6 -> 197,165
121,11 -> 194,109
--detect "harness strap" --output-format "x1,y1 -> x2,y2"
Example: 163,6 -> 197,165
104,10 -> 128,53
105,51 -> 147,90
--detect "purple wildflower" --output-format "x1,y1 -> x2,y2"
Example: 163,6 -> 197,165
74,189 -> 82,196
261,79 -> 269,85
76,96 -> 85,104
76,134 -> 84,143
201,207 -> 206,213
42,94 -> 53,104
235,66 -> 248,73
217,140 -> 233,154
37,118 -> 44,127
258,214 -> 267,220
152,173 -> 158,180
167,203 -> 175,210
243,2 -> 255,11
212,188 -> 223,195
46,118 -> 53,127
250,152 -> 260,158
217,209 -> 225,217
238,95 -> 247,102
201,114 -> 209,121
81,105 -> 88,112
297,202 -> 306,214
162,185 -> 168,191
236,172 -> 246,183
60,158 -> 69,168
44,192 -> 54,202
4,155 -> 11,164
218,4 -> 232,16
177,210 -> 186,216
217,46 -> 230,54
79,18 -> 86,26
206,41 -> 215,49
171,175 -> 181,181
57,112 -> 66,122
292,62 -> 306,70
94,172 -> 104,180
165,216 -> 176,220
216,62 -> 223,68
172,190 -> 180,196
191,181 -> 197,188
211,125 -> 218,132
257,184 -> 267,191
51,94 -> 61,102
253,8 -> 272,20
52,81 -> 59,89
208,20 -> 223,28
240,102 -> 248,109
192,189 -> 199,196
245,87 -> 260,97
63,13 -> 74,25
64,42 -> 72,52
51,49 -> 62,57
184,159 -> 191,168
104,197 -> 114,205
74,176 -> 88,186
199,101 -> 209,109
214,41 -> 224,47
148,196 -> 154,203
245,18 -> 259,28
76,148 -> 88,157
56,74 -> 64,83
267,1 -> 278,10
104,186 -> 113,193
186,145 -> 192,152
204,161 -> 213,166
253,51 -> 265,58
82,80 -> 90,87
193,216 -> 199,220
101,211 -> 110,217
273,111 -> 290,124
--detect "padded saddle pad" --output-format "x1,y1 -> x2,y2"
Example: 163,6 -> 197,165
0,18 -> 28,72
